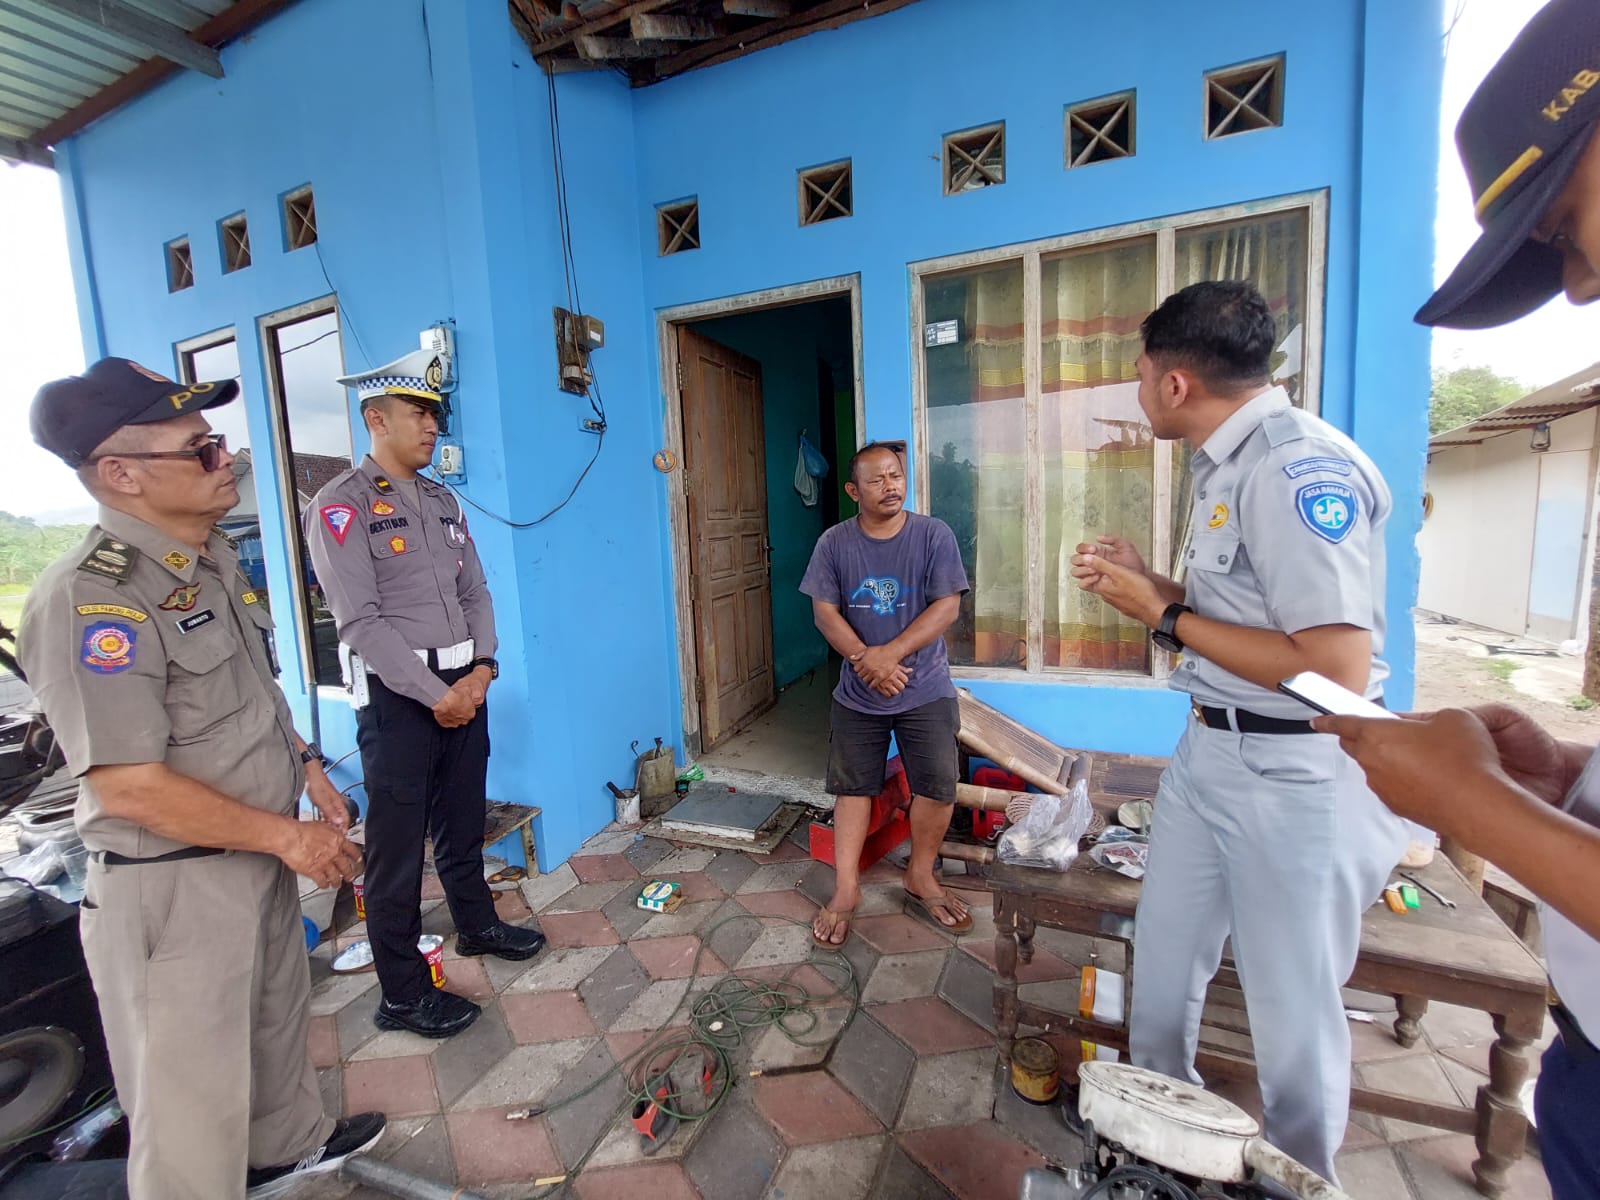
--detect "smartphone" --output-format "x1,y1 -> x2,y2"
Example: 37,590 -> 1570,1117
1278,671 -> 1398,720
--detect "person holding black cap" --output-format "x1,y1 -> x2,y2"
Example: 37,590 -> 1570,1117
1313,3 -> 1600,1196
17,358 -> 384,1200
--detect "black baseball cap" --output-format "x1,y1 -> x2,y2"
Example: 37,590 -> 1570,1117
1417,0 -> 1600,329
31,357 -> 239,468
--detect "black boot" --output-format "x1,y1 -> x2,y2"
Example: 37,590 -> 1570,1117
374,989 -> 481,1038
455,921 -> 547,961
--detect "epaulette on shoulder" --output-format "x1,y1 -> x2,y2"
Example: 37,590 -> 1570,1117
77,535 -> 139,583
210,524 -> 237,549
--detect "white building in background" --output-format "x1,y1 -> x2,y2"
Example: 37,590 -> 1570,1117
1420,364 -> 1600,646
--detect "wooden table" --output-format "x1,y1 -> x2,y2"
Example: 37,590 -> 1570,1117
985,759 -> 1548,1198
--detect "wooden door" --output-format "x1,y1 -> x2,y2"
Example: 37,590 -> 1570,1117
678,326 -> 774,747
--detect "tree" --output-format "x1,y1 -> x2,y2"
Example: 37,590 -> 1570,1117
1429,365 -> 1527,436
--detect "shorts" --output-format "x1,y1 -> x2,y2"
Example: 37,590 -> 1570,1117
826,695 -> 959,802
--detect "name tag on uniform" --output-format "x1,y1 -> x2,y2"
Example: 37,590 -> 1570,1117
176,610 -> 216,635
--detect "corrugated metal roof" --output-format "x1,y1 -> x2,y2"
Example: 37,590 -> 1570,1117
0,0 -> 292,168
1429,361 -> 1600,448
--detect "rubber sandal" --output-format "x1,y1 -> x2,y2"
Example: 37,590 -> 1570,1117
811,907 -> 854,948
902,889 -> 974,934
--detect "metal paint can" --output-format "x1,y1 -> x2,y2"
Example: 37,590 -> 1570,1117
352,876 -> 366,921
418,934 -> 446,989
1010,1037 -> 1061,1105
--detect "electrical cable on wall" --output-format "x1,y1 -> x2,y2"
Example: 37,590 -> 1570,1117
420,61 -> 608,530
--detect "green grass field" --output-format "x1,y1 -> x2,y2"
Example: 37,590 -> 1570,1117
0,586 -> 26,634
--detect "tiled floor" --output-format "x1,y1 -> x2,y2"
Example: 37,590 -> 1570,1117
292,822 -> 1555,1200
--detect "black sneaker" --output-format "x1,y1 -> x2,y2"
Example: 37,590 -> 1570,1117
245,1111 -> 386,1196
374,988 -> 481,1038
455,921 -> 546,961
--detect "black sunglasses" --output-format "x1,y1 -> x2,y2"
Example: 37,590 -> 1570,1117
89,433 -> 229,473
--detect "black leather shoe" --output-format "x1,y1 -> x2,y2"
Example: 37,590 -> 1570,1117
374,989 -> 481,1038
455,921 -> 547,961
246,1111 -> 387,1196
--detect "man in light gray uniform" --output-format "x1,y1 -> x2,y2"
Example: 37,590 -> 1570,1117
308,348 -> 542,1041
1072,281 -> 1406,1183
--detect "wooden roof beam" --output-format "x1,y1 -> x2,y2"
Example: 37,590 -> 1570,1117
723,0 -> 795,15
630,13 -> 729,39
523,0 -> 681,59
49,0 -> 224,79
577,35 -> 677,60
653,0 -> 921,82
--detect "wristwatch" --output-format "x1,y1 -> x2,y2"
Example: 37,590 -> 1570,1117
470,656 -> 499,680
300,742 -> 328,768
1151,604 -> 1193,654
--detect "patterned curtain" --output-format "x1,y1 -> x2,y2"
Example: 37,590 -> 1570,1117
1169,212 -> 1309,577
1040,241 -> 1156,670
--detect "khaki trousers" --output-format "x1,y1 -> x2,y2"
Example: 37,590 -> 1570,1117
79,849 -> 333,1200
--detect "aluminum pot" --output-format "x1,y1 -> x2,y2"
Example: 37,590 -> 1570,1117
1076,1062 -> 1350,1200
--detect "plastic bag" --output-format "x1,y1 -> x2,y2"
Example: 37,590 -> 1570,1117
5,838 -> 68,887
800,434 -> 830,479
997,777 -> 1093,871
794,444 -> 820,507
1088,838 -> 1149,879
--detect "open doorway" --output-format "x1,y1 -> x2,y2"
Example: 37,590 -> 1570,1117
661,280 -> 861,778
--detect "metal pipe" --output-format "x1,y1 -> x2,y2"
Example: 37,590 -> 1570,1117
340,1154 -> 493,1200
938,839 -> 995,864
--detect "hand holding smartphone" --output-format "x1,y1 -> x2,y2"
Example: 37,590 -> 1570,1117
1278,671 -> 1398,720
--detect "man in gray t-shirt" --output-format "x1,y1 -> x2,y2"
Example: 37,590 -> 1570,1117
799,443 -> 971,948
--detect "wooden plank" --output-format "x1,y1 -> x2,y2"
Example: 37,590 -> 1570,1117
522,0 -> 681,59
723,0 -> 794,15
33,0 -> 303,147
577,35 -> 676,60
631,13 -> 728,40
647,0 -> 923,83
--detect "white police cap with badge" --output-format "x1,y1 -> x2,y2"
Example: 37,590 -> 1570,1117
337,349 -> 447,407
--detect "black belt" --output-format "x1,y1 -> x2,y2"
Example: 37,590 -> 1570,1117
95,846 -> 225,868
1552,1001 -> 1598,1066
1194,705 -> 1316,735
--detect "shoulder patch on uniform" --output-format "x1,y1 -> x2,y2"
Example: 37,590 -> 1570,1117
1263,414 -> 1310,448
1296,481 -> 1359,544
373,476 -> 393,493
321,504 -> 357,545
76,603 -> 148,623
1282,456 -> 1354,480
210,524 -> 236,548
81,621 -> 137,673
77,536 -> 137,582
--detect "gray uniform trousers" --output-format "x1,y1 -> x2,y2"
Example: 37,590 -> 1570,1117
1128,718 -> 1406,1183
79,849 -> 333,1200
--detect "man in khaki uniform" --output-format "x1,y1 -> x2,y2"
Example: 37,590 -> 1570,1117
307,349 -> 542,1041
18,358 -> 382,1200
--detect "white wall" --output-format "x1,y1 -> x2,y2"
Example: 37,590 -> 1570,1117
1419,408 -> 1598,640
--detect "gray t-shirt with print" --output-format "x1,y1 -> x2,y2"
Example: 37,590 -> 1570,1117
799,512 -> 970,715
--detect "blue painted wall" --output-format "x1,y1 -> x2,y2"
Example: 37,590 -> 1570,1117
55,0 -> 1441,862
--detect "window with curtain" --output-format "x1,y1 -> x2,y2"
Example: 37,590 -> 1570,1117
917,198 -> 1321,678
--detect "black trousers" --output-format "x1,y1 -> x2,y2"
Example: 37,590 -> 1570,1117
356,666 -> 497,1002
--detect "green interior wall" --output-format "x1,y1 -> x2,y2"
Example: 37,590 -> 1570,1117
690,297 -> 853,688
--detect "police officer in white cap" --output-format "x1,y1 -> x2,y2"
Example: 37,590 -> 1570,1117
1072,281 -> 1407,1185
307,349 -> 543,1040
